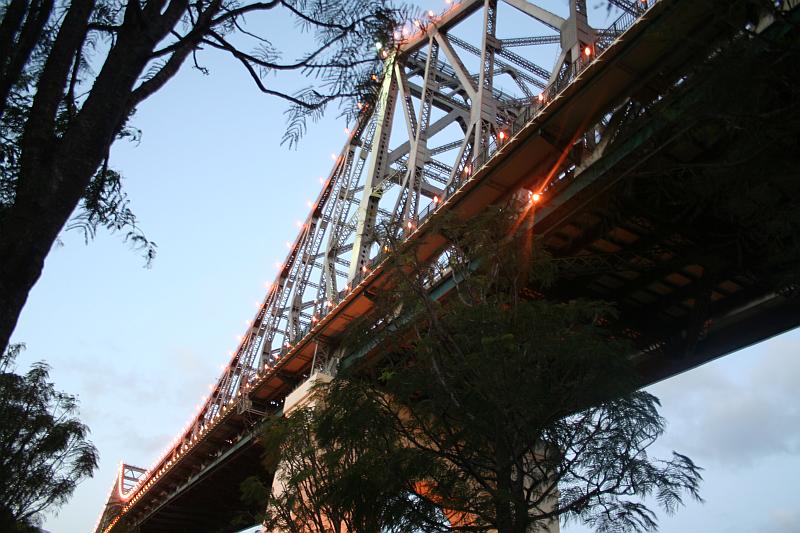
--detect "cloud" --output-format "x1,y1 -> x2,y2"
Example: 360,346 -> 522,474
761,507 -> 800,532
647,332 -> 800,468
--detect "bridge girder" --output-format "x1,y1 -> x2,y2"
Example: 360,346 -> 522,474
96,0 -> 800,531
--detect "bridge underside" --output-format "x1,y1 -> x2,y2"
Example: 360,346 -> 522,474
529,15 -> 800,382
137,439 -> 268,533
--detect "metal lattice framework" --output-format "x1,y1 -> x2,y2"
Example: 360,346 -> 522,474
94,464 -> 147,532
202,0 -> 627,433
96,0 -> 713,529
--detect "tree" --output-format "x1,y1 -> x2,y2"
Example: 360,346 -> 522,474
280,209 -> 703,533
240,404 -> 446,532
0,343 -> 99,530
0,0 -> 406,353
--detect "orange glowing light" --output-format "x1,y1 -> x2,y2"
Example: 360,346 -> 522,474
498,131 -> 506,141
584,45 -> 592,57
433,196 -> 439,204
428,9 -> 435,16
532,193 -> 541,203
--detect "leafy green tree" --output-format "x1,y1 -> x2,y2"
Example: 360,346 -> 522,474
240,405 -> 446,532
303,210 -> 702,533
0,0 -> 405,353
0,343 -> 99,530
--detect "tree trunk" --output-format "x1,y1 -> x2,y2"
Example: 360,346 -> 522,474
0,160 -> 93,352
0,0 -> 192,353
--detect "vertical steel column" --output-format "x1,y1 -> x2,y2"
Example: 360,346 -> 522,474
473,0 -> 499,153
393,37 -> 440,229
349,58 -> 399,280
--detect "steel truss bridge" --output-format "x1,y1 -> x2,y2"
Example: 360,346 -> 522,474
96,0 -> 800,530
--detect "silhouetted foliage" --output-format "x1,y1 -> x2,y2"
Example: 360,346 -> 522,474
239,406 -> 446,532
0,344 -> 99,529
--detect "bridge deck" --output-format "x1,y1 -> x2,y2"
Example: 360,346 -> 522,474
106,0 -> 800,530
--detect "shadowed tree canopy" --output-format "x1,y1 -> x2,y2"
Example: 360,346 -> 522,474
239,407 -> 446,532
0,0 -> 407,353
0,343 -> 99,531
246,209 -> 704,533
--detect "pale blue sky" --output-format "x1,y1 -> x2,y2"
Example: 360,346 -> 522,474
7,1 -> 800,531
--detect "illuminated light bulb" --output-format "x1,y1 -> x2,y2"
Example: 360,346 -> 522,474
394,31 -> 401,40
330,153 -> 337,161
445,0 -> 452,3
532,193 -> 542,203
362,265 -> 368,273
428,10 -> 435,16
464,165 -> 472,175
584,45 -> 592,57
414,19 -> 421,27
498,131 -> 506,141
275,262 -> 282,270
407,221 -> 413,230
344,128 -> 350,135
375,42 -> 383,50
381,50 -> 388,59
319,176 -> 325,184
295,220 -> 303,228
384,245 -> 390,252
537,93 -> 544,102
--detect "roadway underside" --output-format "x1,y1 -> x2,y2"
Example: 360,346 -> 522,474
137,437 -> 268,533
527,11 -> 800,384
121,3 -> 800,531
